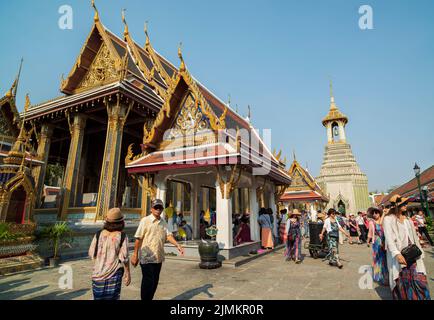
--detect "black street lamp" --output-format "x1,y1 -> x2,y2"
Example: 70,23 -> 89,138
413,163 -> 431,218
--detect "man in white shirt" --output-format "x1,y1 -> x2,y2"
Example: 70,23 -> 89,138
356,212 -> 367,243
416,210 -> 433,246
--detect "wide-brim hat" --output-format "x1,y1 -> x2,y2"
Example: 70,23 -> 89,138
106,208 -> 124,223
390,194 -> 409,207
317,213 -> 326,219
291,209 -> 301,216
367,207 -> 381,216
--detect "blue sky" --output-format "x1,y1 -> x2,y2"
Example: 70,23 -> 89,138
0,0 -> 433,192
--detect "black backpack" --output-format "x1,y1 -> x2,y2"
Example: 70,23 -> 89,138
93,230 -> 127,259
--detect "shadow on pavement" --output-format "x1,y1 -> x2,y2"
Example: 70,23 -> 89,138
0,285 -> 50,300
29,288 -> 89,300
374,285 -> 392,300
0,278 -> 32,292
171,284 -> 214,300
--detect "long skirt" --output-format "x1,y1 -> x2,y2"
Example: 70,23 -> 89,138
327,235 -> 340,264
286,236 -> 302,260
372,237 -> 389,286
261,227 -> 274,249
92,268 -> 124,300
392,264 -> 431,300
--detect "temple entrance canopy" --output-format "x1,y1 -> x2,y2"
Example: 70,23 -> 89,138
126,49 -> 291,252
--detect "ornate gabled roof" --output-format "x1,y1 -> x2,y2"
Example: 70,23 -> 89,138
322,81 -> 348,126
282,157 -> 328,202
0,62 -> 23,137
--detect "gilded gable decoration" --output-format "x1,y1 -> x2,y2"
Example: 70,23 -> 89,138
77,42 -> 119,90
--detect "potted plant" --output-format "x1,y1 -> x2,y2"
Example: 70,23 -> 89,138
39,222 -> 73,267
198,226 -> 221,269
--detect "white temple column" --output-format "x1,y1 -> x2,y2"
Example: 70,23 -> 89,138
326,123 -> 333,144
191,179 -> 200,239
249,184 -> 260,241
338,122 -> 346,143
156,178 -> 167,204
310,203 -> 317,222
216,182 -> 233,249
269,185 -> 278,238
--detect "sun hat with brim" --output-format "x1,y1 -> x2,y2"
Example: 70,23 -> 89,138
106,208 -> 124,223
290,209 -> 301,216
317,213 -> 326,219
389,194 -> 409,206
367,207 -> 382,216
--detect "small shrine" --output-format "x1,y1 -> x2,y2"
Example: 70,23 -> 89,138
0,69 -> 44,275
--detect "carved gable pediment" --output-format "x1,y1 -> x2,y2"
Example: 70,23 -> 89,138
77,42 -> 119,91
290,169 -> 308,188
166,92 -> 210,140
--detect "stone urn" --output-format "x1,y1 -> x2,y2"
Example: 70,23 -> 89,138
198,226 -> 221,269
198,240 -> 221,269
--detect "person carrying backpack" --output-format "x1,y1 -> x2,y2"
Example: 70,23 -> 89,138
88,208 -> 131,300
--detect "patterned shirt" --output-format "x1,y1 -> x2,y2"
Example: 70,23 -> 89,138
134,214 -> 173,264
88,230 -> 129,281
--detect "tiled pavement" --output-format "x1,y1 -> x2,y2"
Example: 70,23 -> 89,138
0,241 -> 433,300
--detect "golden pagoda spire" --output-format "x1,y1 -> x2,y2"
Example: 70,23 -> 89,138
122,8 -> 129,37
293,149 -> 297,162
329,78 -> 337,110
178,42 -> 186,72
91,0 -> 99,22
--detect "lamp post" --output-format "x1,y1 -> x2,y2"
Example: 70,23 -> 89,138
413,163 -> 431,218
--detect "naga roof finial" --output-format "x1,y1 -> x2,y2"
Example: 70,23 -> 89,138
144,21 -> 150,47
178,42 -> 186,72
91,0 -> 99,22
122,8 -> 129,37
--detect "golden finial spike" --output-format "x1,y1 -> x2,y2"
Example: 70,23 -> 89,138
12,58 -> 23,98
178,42 -> 186,72
293,149 -> 297,161
227,94 -> 231,106
144,21 -> 150,46
122,9 -> 129,36
276,150 -> 282,161
283,156 -> 287,166
24,94 -> 30,112
329,77 -> 337,110
91,0 -> 99,22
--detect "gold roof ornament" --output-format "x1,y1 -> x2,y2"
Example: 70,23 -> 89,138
91,0 -> 99,22
122,8 -> 129,37
144,21 -> 150,47
322,79 -> 348,127
5,58 -> 23,99
178,42 -> 186,72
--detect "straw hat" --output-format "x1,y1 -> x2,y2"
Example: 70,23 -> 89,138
290,209 -> 301,216
105,208 -> 124,223
317,212 -> 326,219
390,194 -> 409,207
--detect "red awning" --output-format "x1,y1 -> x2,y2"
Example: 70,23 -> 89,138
280,190 -> 327,202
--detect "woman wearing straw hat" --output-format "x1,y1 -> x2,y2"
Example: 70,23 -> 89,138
383,194 -> 431,300
285,209 -> 303,263
88,208 -> 131,300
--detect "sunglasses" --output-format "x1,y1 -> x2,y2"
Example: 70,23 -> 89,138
153,206 -> 164,211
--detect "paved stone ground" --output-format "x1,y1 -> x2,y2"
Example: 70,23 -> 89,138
0,240 -> 433,300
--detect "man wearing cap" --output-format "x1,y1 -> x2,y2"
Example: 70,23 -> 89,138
131,199 -> 185,300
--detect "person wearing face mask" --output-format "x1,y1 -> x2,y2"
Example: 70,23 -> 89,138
383,195 -> 431,300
